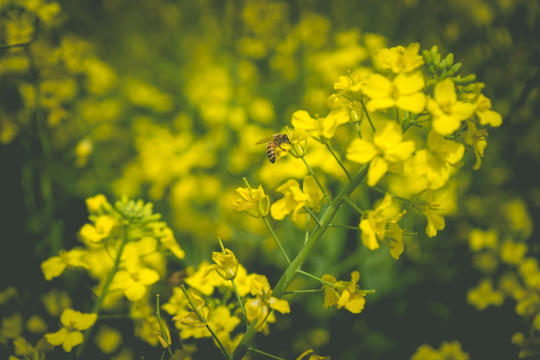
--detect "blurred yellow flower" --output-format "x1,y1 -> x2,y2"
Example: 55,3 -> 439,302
112,256 -> 160,302
375,43 -> 424,74
41,248 -> 89,281
45,309 -> 97,352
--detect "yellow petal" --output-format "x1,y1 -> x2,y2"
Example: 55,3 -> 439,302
269,297 -> 290,314
384,140 -> 415,163
396,92 -> 426,113
367,156 -> 388,186
346,138 -> 377,164
62,331 -> 83,352
291,110 -> 317,131
374,122 -> 403,149
394,71 -> 425,94
359,219 -> 380,250
434,78 -> 457,104
362,74 -> 392,99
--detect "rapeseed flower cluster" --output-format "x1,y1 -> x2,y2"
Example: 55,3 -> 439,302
38,195 -> 185,354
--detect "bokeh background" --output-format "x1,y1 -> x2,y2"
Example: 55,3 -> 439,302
1,0 -> 539,359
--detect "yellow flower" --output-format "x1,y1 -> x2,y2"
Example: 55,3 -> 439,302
321,271 -> 367,314
95,325 -> 122,354
175,291 -> 210,331
475,94 -> 502,127
346,121 -> 415,186
427,78 -> 477,135
466,279 -> 504,311
500,239 -> 528,265
205,247 -> 239,281
359,194 -> 406,258
297,349 -> 331,360
362,71 -> 426,113
45,309 -> 97,352
406,130 -> 465,189
270,176 -> 322,220
245,274 -> 290,332
112,255 -> 160,301
185,261 -> 227,296
79,215 -> 116,244
468,229 -> 498,252
291,109 -> 349,143
460,121 -> 488,170
413,190 -> 446,238
41,248 -> 89,281
375,43 -> 424,73
233,182 -> 269,218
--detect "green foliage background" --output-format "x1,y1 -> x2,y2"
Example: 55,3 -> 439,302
1,0 -> 539,359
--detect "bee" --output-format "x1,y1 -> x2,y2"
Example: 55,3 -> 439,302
255,133 -> 291,163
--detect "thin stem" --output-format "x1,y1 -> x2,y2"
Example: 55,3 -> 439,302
262,216 -> 291,264
325,143 -> 351,180
282,289 -> 324,295
370,185 -> 411,204
343,196 -> 364,215
300,156 -> 330,202
303,207 -> 321,226
0,37 -> 38,49
232,164 -> 369,360
359,98 -> 376,132
247,347 -> 286,360
77,225 -> 130,357
181,285 -> 230,359
155,294 -> 175,359
328,224 -> 361,231
296,269 -> 334,287
304,213 -> 310,245
231,279 -> 249,328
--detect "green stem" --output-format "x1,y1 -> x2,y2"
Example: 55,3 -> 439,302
359,98 -> 376,132
76,225 -> 130,357
155,294 -> 175,359
180,285 -> 230,359
296,269 -> 334,287
247,347 -> 286,360
300,156 -> 330,202
343,196 -> 364,215
303,207 -> 321,226
325,143 -> 351,180
283,289 -> 324,295
232,164 -> 369,360
370,185 -> 411,204
262,216 -> 291,264
231,279 -> 249,328
328,224 -> 361,231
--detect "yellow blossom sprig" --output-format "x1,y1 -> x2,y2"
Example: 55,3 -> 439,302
283,126 -> 331,203
235,178 -> 291,264
205,238 -> 249,328
321,271 -> 375,314
75,222 -> 130,357
232,164 -> 369,360
178,285 -> 230,359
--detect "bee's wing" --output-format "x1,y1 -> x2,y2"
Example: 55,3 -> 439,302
254,136 -> 274,145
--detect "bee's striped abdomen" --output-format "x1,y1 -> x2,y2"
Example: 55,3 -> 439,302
266,142 -> 276,163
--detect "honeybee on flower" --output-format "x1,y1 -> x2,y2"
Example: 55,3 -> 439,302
255,133 -> 291,163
